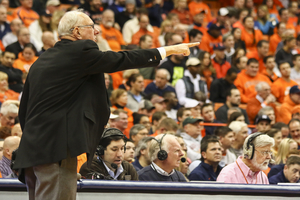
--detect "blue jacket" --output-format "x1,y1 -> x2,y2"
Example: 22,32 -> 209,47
268,164 -> 284,178
188,162 -> 222,181
132,157 -> 143,172
144,82 -> 176,97
269,170 -> 289,184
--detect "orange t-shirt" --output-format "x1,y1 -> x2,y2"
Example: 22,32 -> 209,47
100,24 -> 125,51
241,29 -> 263,53
261,69 -> 278,82
193,25 -> 208,35
12,53 -> 38,73
246,50 -> 265,73
279,95 -> 297,124
269,33 -> 281,55
12,7 -> 39,28
188,1 -> 212,23
211,58 -> 231,79
131,28 -> 160,48
232,21 -> 244,30
288,16 -> 298,27
77,153 -> 87,173
109,71 -> 123,90
199,34 -> 222,54
271,78 -> 298,103
268,5 -> 280,21
0,89 -> 19,103
170,9 -> 193,25
234,69 -> 272,103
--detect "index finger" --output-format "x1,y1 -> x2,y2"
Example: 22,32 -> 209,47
187,42 -> 200,47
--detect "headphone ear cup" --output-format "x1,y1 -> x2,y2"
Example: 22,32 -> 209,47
157,150 -> 168,161
244,144 -> 254,160
97,145 -> 105,156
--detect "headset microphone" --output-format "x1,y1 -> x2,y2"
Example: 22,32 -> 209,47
97,156 -> 118,170
181,157 -> 186,163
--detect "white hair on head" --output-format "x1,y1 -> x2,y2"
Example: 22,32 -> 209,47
57,9 -> 85,37
148,134 -> 175,162
156,68 -> 171,81
228,121 -> 247,134
0,103 -> 18,115
243,133 -> 275,155
255,81 -> 269,92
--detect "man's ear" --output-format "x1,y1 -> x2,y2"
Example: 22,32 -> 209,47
73,28 -> 82,40
201,151 -> 206,160
140,148 -> 146,155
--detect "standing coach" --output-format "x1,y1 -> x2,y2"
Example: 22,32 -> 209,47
13,9 -> 198,200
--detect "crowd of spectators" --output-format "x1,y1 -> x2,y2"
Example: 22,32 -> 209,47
0,0 -> 300,187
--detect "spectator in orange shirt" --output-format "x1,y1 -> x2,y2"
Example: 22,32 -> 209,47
277,8 -> 295,34
188,0 -> 212,25
234,58 -> 272,103
211,43 -> 231,79
265,0 -> 280,20
262,56 -> 278,82
131,14 -> 160,48
279,85 -> 300,124
234,0 -> 245,10
170,0 -> 193,25
271,62 -> 298,104
174,23 -> 190,43
12,43 -> 38,73
110,109 -> 130,138
232,28 -> 246,51
207,8 -> 230,32
269,22 -> 286,55
233,8 -> 249,30
12,0 -> 39,28
241,16 -> 263,53
191,10 -> 207,35
246,40 -> 269,73
287,1 -> 298,27
100,9 -> 125,51
199,24 -> 222,54
0,72 -> 19,103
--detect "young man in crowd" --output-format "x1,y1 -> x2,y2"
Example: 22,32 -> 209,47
201,103 -> 220,136
132,137 -> 153,171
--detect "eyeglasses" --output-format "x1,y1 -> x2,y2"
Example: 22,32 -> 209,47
70,24 -> 95,31
255,150 -> 272,157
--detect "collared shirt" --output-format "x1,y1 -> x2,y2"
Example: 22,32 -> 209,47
0,156 -> 13,178
180,132 -> 201,162
256,94 -> 267,108
217,156 -> 269,184
188,162 -> 222,181
103,162 -> 124,180
151,162 -> 175,176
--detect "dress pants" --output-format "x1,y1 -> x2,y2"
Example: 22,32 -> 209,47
24,152 -> 77,200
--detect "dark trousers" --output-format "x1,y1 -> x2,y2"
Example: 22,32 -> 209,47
24,152 -> 77,200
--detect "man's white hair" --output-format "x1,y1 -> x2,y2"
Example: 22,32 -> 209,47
255,81 -> 269,92
156,68 -> 171,81
228,121 -> 247,134
0,103 -> 18,116
148,134 -> 175,162
243,133 -> 275,155
57,9 -> 85,37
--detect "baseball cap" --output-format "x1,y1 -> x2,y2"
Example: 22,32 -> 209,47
138,100 -> 155,110
290,85 -> 300,94
186,57 -> 201,67
109,113 -> 119,119
46,0 -> 60,7
151,96 -> 166,104
183,117 -> 203,127
213,43 -> 226,50
184,99 -> 200,108
209,24 -> 222,30
255,115 -> 271,124
218,8 -> 229,16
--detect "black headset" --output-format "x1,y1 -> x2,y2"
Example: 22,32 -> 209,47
244,132 -> 265,160
96,128 -> 127,156
152,134 -> 168,161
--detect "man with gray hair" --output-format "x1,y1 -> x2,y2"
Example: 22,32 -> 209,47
138,134 -> 186,181
0,102 -> 18,128
144,68 -> 176,97
217,133 -> 274,184
229,121 -> 249,158
129,124 -> 148,146
12,9 -> 198,200
132,136 -> 153,171
246,81 -> 277,124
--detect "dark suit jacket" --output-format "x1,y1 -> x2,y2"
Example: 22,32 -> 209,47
14,39 -> 161,170
5,41 -> 23,58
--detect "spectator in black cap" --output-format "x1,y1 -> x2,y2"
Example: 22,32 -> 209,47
207,7 -> 229,30
255,114 -> 272,133
199,24 -> 222,54
211,43 -> 231,79
280,85 -> 300,124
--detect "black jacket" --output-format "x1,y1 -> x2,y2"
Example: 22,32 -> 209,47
14,39 -> 161,171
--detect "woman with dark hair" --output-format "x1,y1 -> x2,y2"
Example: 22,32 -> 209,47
13,43 -> 38,73
198,51 -> 216,90
231,28 -> 246,51
227,111 -> 245,125
241,15 -> 263,53
126,73 -> 145,112
231,47 -> 246,69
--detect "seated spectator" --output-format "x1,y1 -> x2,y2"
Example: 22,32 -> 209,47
115,0 -> 136,31
138,134 -> 187,182
292,106 -> 300,122
188,29 -> 203,58
222,33 -> 235,64
100,9 -> 125,51
255,115 -> 272,133
269,156 -> 300,184
201,103 -> 220,136
129,124 -> 148,146
276,138 -> 298,164
255,5 -> 277,35
207,7 -> 230,33
234,58 -> 272,103
232,28 -> 246,51
271,62 -> 297,104
232,9 -> 249,30
184,99 -> 201,119
262,56 -> 278,83
211,43 -> 231,79
118,69 -> 139,91
38,31 -> 55,56
198,51 -> 216,90
0,72 -> 19,103
13,43 -> 38,73
217,133 -> 274,184
279,85 -> 300,124
78,0 -> 103,24
151,96 -> 167,113
215,87 -> 249,123
11,0 -> 39,28
288,119 -> 300,149
246,82 -> 277,124
175,57 -> 207,106
174,23 -> 189,43
275,37 -> 296,67
107,0 -> 125,15
126,74 -> 145,112
163,91 -> 178,121
176,107 -> 192,134
45,0 -> 60,14
144,69 -> 176,97
123,139 -> 135,163
228,111 -> 246,125
246,40 -> 269,73
180,117 -> 203,162
291,54 -> 300,85
269,22 -> 286,55
2,18 -> 22,48
228,121 -> 249,158
241,16 -> 263,53
272,122 -> 290,139
110,109 -> 129,138
170,0 -> 193,25
132,136 -> 153,171
152,117 -> 178,136
0,51 -> 23,93
209,68 -> 237,103
231,48 -> 246,71
267,128 -> 283,158
137,100 -> 155,117
258,106 -> 276,125
214,126 -> 237,167
199,24 -> 222,54
188,135 -> 222,181
0,6 -> 10,41
138,35 -> 155,80
158,19 -> 173,47
188,0 -> 212,25
132,113 -> 151,131
80,128 -> 138,180
0,136 -> 20,178
149,111 -> 167,135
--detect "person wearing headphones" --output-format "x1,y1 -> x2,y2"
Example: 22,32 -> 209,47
79,128 -> 138,180
217,132 -> 274,184
138,134 -> 187,182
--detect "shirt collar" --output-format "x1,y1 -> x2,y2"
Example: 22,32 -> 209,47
184,69 -> 201,81
237,156 -> 260,178
151,162 -> 175,176
103,161 -> 124,180
256,94 -> 264,103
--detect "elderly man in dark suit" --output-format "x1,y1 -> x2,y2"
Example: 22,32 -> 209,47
13,9 -> 198,200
